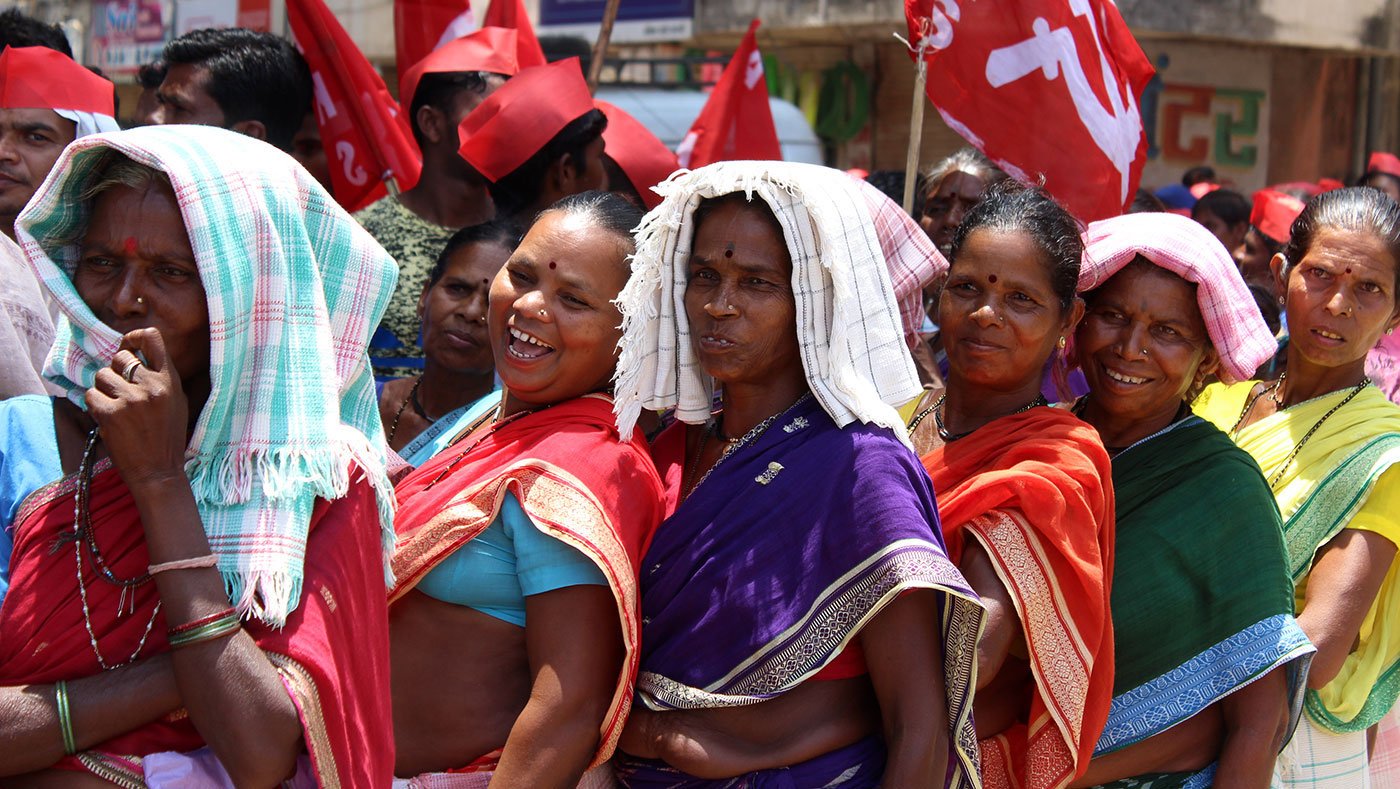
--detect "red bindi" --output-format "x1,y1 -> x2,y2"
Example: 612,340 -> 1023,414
988,274 -> 998,283
548,261 -> 557,270
1346,267 -> 1353,274
724,242 -> 735,258
123,236 -> 138,256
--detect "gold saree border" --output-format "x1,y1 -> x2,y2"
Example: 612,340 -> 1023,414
389,460 -> 641,768
268,651 -> 341,789
972,510 -> 1086,789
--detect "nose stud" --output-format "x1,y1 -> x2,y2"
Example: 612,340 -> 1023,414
136,296 -> 145,306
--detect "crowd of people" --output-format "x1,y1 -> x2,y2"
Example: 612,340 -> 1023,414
0,8 -> 1398,789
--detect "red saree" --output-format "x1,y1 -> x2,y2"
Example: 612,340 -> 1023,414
923,406 -> 1116,789
390,393 -> 664,768
0,464 -> 395,788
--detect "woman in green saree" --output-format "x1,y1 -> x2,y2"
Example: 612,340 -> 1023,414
1070,212 -> 1314,789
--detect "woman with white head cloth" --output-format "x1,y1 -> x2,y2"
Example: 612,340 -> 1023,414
612,160 -> 984,787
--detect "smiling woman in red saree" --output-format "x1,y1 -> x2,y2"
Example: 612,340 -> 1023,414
386,192 -> 665,788
911,182 -> 1116,789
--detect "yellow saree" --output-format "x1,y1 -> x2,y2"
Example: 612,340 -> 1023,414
1195,381 -> 1400,732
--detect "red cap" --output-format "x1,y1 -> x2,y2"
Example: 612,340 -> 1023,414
1189,181 -> 1220,200
397,27 -> 520,112
0,46 -> 114,116
1251,189 -> 1306,246
457,58 -> 595,183
1368,152 -> 1400,179
1318,177 -> 1345,192
596,100 -> 677,210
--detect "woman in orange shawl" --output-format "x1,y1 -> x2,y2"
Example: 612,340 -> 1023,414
387,191 -> 665,787
909,182 -> 1116,789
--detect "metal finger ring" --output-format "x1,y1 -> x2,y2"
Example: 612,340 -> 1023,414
120,358 -> 143,383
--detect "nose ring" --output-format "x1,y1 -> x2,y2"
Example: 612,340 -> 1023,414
1140,348 -> 1149,356
538,308 -> 546,317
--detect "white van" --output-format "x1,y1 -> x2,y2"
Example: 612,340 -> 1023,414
594,86 -> 824,165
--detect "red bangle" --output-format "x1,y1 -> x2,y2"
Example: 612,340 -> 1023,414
168,607 -> 237,637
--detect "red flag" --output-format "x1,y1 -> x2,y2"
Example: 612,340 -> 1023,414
905,0 -> 1154,221
676,19 -> 781,169
395,0 -> 476,80
481,0 -> 546,68
289,0 -> 422,212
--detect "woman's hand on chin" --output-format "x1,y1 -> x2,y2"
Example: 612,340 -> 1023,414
85,328 -> 190,488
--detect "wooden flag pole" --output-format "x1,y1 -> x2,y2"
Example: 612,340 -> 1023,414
587,0 -> 623,93
902,52 -> 927,215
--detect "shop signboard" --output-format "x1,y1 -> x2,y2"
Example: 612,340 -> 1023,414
90,0 -> 170,76
537,0 -> 693,43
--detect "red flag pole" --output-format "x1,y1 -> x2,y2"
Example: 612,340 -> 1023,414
900,34 -> 928,215
587,0 -> 622,93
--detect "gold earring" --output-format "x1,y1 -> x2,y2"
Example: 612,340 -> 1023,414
1057,336 -> 1066,350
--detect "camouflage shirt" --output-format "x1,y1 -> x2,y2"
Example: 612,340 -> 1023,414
354,196 -> 458,380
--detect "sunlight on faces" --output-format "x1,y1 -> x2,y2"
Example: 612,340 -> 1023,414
0,108 -> 76,222
1278,227 -> 1400,369
74,181 -> 210,388
939,228 -> 1079,394
920,171 -> 987,252
683,199 -> 802,389
1076,263 -> 1218,424
154,64 -> 227,127
420,240 -> 512,374
487,209 -> 628,407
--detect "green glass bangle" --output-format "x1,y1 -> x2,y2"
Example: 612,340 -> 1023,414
55,679 -> 76,756
167,613 -> 242,649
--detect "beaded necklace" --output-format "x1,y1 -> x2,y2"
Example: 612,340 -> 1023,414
418,394 -> 565,491
1230,372 -> 1286,434
72,427 -> 163,670
1247,378 -> 1372,489
386,376 -> 422,443
909,392 -> 1047,442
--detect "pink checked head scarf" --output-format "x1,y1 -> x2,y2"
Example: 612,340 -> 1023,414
849,176 -> 947,350
1079,211 -> 1275,383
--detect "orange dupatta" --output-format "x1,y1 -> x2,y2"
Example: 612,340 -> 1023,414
389,393 -> 664,768
923,406 -> 1115,789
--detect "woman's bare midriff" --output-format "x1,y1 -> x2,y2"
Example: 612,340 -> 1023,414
625,676 -> 882,779
389,589 -> 532,777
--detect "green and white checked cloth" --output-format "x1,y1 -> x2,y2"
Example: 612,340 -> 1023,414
17,125 -> 398,627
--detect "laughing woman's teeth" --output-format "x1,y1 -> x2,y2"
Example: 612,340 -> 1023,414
1106,369 -> 1148,385
508,327 -> 555,359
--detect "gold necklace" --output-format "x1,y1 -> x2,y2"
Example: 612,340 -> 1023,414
680,393 -> 811,499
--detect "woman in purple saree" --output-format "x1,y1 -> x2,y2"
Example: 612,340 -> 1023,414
611,161 -> 984,787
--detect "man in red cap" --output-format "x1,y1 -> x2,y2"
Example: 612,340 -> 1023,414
1362,151 -> 1400,204
458,58 -> 606,224
0,46 -> 118,240
596,100 -> 678,211
1238,188 -> 1305,296
356,26 -> 520,381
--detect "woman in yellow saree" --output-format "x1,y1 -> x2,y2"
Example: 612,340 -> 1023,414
1195,187 -> 1400,787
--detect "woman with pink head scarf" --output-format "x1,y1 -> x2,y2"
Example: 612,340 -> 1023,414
1071,212 -> 1312,789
